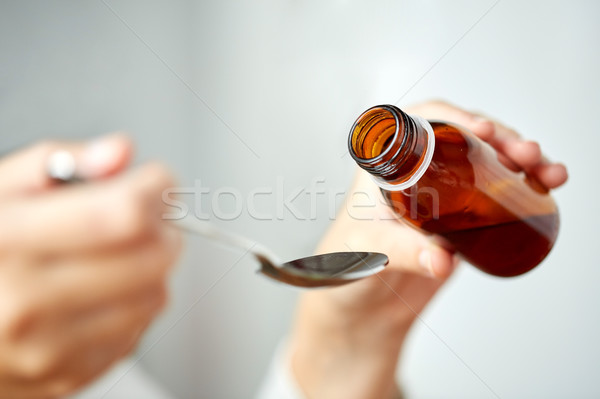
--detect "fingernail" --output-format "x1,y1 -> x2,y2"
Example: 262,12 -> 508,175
80,134 -> 122,177
418,250 -> 435,277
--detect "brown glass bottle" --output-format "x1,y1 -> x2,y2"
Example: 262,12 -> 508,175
348,104 -> 559,277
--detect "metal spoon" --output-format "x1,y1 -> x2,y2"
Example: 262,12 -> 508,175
47,150 -> 389,288
174,215 -> 388,288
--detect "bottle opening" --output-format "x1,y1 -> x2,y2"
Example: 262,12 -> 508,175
347,105 -> 435,190
348,105 -> 405,162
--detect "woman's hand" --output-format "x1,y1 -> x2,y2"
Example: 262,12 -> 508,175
0,134 -> 182,398
288,100 -> 568,399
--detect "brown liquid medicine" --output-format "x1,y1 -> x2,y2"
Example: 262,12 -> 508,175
348,105 -> 559,277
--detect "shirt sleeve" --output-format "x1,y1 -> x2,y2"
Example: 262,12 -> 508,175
255,340 -> 305,399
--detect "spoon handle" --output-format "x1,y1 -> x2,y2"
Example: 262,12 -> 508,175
45,150 -> 283,267
171,217 -> 282,265
172,216 -> 254,252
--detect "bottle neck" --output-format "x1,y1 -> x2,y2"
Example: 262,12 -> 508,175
348,104 -> 435,191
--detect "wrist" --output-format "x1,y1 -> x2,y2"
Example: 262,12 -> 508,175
289,292 -> 409,399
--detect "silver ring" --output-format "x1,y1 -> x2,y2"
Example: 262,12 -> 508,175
47,150 -> 77,182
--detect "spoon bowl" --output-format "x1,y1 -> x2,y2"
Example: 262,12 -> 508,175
257,252 -> 389,288
174,217 -> 389,288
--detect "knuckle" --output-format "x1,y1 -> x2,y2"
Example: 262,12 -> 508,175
480,119 -> 495,129
48,370 -> 102,399
529,141 -> 542,155
47,379 -> 78,399
140,162 -> 176,188
32,140 -> 60,157
111,188 -> 154,241
16,346 -> 60,381
427,99 -> 453,110
429,98 -> 449,107
107,162 -> 178,242
0,291 -> 40,340
475,120 -> 496,137
112,164 -> 176,241
133,162 -> 176,198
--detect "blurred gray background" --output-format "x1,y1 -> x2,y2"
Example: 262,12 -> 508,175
1,1 -> 598,398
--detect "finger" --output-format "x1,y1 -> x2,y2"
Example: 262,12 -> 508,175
0,133 -> 133,197
65,291 -> 165,371
407,101 -> 569,190
407,100 -> 496,141
492,138 -> 542,170
530,162 -> 569,189
495,152 -> 521,172
419,245 -> 458,279
477,116 -> 558,176
39,227 -> 181,317
19,292 -> 164,396
0,226 -> 180,346
344,171 -> 457,278
0,162 -> 176,255
475,121 -> 569,189
54,291 -> 165,392
490,136 -> 568,189
380,226 -> 456,279
340,217 -> 455,279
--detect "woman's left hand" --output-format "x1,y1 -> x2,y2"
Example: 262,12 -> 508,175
287,100 -> 568,399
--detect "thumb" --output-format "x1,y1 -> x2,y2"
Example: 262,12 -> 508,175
0,132 -> 133,196
348,219 -> 458,279
416,242 -> 458,279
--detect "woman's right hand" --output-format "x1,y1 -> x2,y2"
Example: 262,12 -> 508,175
0,134 -> 182,398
